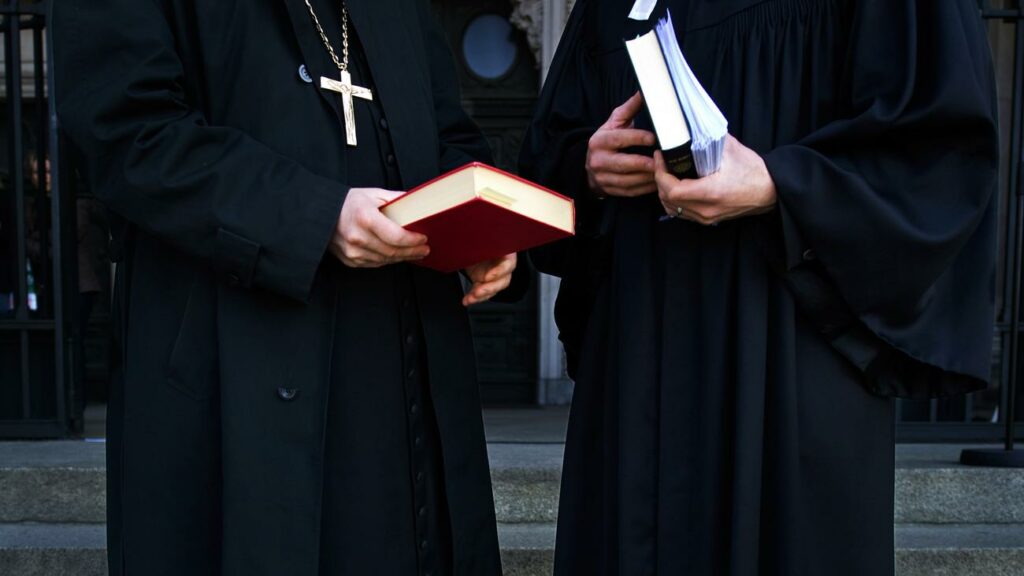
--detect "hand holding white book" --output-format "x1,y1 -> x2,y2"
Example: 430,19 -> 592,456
626,10 -> 728,178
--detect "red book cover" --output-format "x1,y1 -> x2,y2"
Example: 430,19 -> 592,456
382,163 -> 575,273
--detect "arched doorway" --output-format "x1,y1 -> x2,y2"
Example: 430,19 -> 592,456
432,0 -> 541,404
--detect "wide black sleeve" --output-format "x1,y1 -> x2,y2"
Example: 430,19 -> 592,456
518,0 -> 613,371
519,0 -> 610,279
53,0 -> 346,303
763,0 -> 1000,396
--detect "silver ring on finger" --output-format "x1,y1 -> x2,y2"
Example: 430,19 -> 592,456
676,206 -> 683,218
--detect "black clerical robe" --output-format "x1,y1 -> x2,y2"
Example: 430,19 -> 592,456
520,1 -> 998,575
54,1 -> 503,575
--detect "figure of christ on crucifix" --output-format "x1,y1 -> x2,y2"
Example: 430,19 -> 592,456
321,69 -> 373,147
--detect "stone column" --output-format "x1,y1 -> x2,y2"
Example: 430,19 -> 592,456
511,0 -> 576,405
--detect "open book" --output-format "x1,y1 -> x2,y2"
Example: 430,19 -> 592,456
625,11 -> 728,178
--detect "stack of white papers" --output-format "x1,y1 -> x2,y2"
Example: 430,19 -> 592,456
654,13 -> 728,177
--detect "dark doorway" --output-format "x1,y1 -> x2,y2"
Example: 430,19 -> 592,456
431,0 -> 541,405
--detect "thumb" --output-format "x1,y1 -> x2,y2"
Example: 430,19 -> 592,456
653,150 -> 666,174
608,91 -> 644,128
373,188 -> 406,206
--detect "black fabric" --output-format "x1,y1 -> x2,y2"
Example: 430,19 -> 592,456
519,0 -> 998,574
311,7 -> 452,574
54,0 -> 501,575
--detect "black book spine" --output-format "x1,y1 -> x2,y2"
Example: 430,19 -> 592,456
663,141 -> 698,179
633,89 -> 699,180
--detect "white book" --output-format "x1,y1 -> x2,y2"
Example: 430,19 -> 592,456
625,10 -> 728,178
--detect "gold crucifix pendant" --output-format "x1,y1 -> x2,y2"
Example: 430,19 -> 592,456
320,70 -> 373,147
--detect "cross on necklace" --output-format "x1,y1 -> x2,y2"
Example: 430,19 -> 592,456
321,70 -> 373,147
304,0 -> 373,147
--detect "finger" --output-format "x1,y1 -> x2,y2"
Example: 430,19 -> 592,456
464,262 -> 486,283
483,254 -> 517,282
591,152 -> 656,175
664,177 -> 715,205
596,171 -> 656,191
602,181 -> 658,198
466,254 -> 516,283
366,210 -> 428,247
463,276 -> 512,306
348,236 -> 431,264
592,129 -> 657,152
464,275 -> 510,305
607,91 -> 645,128
370,189 -> 406,206
337,246 -> 390,269
628,181 -> 659,196
678,207 -> 720,226
654,153 -> 715,205
653,151 -> 679,190
346,239 -> 430,264
463,284 -> 495,306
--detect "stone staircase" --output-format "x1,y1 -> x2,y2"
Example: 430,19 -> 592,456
1,441 -> 1024,575
490,443 -> 1024,575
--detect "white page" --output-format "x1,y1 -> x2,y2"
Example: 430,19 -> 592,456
655,12 -> 728,175
629,0 -> 659,21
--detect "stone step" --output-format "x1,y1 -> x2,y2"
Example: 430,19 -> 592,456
1,522 -> 1021,576
895,524 -> 1024,576
0,523 -> 106,576
488,443 -> 1024,525
0,442 -> 106,525
489,444 -> 563,525
3,442 -> 1024,526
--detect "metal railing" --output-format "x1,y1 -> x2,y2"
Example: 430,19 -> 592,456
0,0 -> 72,438
0,1 -> 1021,440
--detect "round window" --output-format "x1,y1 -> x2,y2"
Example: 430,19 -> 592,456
462,14 -> 519,80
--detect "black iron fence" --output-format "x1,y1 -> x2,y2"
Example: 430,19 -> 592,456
0,0 -> 1022,440
0,0 -> 74,438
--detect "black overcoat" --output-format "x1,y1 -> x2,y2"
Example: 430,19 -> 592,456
54,1 -> 503,574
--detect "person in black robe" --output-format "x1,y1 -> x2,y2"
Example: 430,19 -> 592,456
519,1 -> 999,574
53,0 -> 523,574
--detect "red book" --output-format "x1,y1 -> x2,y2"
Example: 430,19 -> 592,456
381,162 -> 576,273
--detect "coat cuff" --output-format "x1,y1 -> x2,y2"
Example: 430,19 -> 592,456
777,196 -> 815,271
217,177 -> 348,303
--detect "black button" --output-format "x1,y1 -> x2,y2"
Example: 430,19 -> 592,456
416,472 -> 424,482
802,249 -> 816,262
419,506 -> 426,517
410,403 -> 419,414
407,368 -> 416,380
277,388 -> 299,401
379,117 -> 389,131
387,153 -> 397,166
414,436 -> 422,447
406,334 -> 415,345
402,298 -> 411,309
420,540 -> 428,550
227,274 -> 241,287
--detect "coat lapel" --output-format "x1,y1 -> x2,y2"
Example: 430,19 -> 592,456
281,0 -> 441,189
346,0 -> 438,188
280,0 -> 345,127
